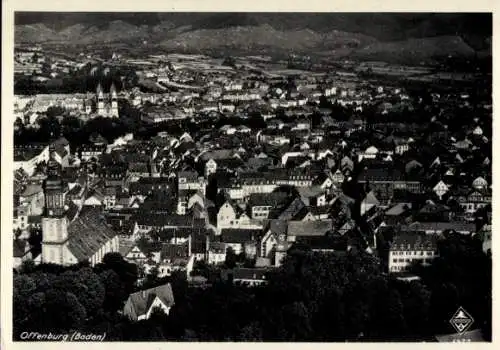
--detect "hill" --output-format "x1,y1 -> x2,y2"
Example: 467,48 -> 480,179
14,13 -> 492,63
352,36 -> 477,64
15,13 -> 492,41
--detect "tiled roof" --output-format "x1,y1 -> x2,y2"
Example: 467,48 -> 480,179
221,228 -> 260,244
266,219 -> 288,237
385,203 -> 411,216
247,192 -> 289,208
126,283 -> 175,317
154,227 -> 209,241
358,167 -> 406,182
390,233 -> 438,251
67,207 -> 117,262
362,191 -> 380,205
287,220 -> 334,237
13,239 -> 26,258
269,197 -> 306,221
403,221 -> 476,233
20,184 -> 43,198
135,213 -> 204,228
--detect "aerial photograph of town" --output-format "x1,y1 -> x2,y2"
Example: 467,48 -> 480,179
11,12 -> 492,342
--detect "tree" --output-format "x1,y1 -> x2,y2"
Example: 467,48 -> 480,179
225,247 -> 238,269
42,290 -> 87,332
238,322 -> 263,341
99,269 -> 128,312
281,301 -> 312,341
46,106 -> 66,118
53,268 -> 106,317
96,253 -> 138,296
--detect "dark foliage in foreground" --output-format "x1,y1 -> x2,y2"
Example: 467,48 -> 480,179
13,233 -> 490,341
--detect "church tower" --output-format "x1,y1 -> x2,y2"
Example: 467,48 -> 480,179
96,82 -> 105,116
110,83 -> 119,118
41,146 -> 68,265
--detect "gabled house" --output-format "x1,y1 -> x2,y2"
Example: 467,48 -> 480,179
297,186 -> 327,207
123,283 -> 175,321
331,168 -> 345,184
259,219 -> 287,259
124,244 -> 148,264
433,180 -> 449,200
472,176 -> 488,191
360,190 -> 380,217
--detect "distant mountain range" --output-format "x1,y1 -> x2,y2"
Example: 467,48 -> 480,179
15,13 -> 492,62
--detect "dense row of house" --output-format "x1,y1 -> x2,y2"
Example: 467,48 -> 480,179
13,50 -> 492,321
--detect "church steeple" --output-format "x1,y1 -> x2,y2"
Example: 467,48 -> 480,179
96,82 -> 104,99
44,145 -> 64,217
110,83 -> 117,100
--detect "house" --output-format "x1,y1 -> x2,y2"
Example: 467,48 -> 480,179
388,234 -> 439,273
133,213 -> 205,237
19,184 -> 45,216
178,171 -> 206,192
130,177 -> 170,196
358,145 -> 379,162
247,192 -> 289,219
459,189 -> 491,214
286,220 -> 334,242
83,189 -> 104,207
220,228 -> 260,255
269,197 -> 314,222
124,244 -> 148,264
433,181 -> 449,200
123,283 -> 175,321
358,167 -> 421,203
217,201 -> 238,229
297,186 -> 327,207
401,222 -> 476,236
259,220 -> 287,259
207,242 -> 226,265
205,159 -> 217,177
222,267 -> 269,286
384,203 -> 412,225
313,172 -> 334,189
331,169 -> 345,184
416,203 -> 451,222
472,176 -> 488,191
14,144 -> 50,176
79,144 -> 106,162
360,191 -> 380,217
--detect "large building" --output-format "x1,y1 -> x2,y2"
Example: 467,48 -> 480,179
96,82 -> 119,118
41,149 -> 119,266
388,234 -> 438,273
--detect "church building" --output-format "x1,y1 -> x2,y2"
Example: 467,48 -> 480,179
96,82 -> 119,118
41,147 -> 119,266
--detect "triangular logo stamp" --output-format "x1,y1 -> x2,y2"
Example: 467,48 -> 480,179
450,307 -> 474,334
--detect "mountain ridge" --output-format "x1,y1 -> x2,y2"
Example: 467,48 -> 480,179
14,13 -> 492,63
